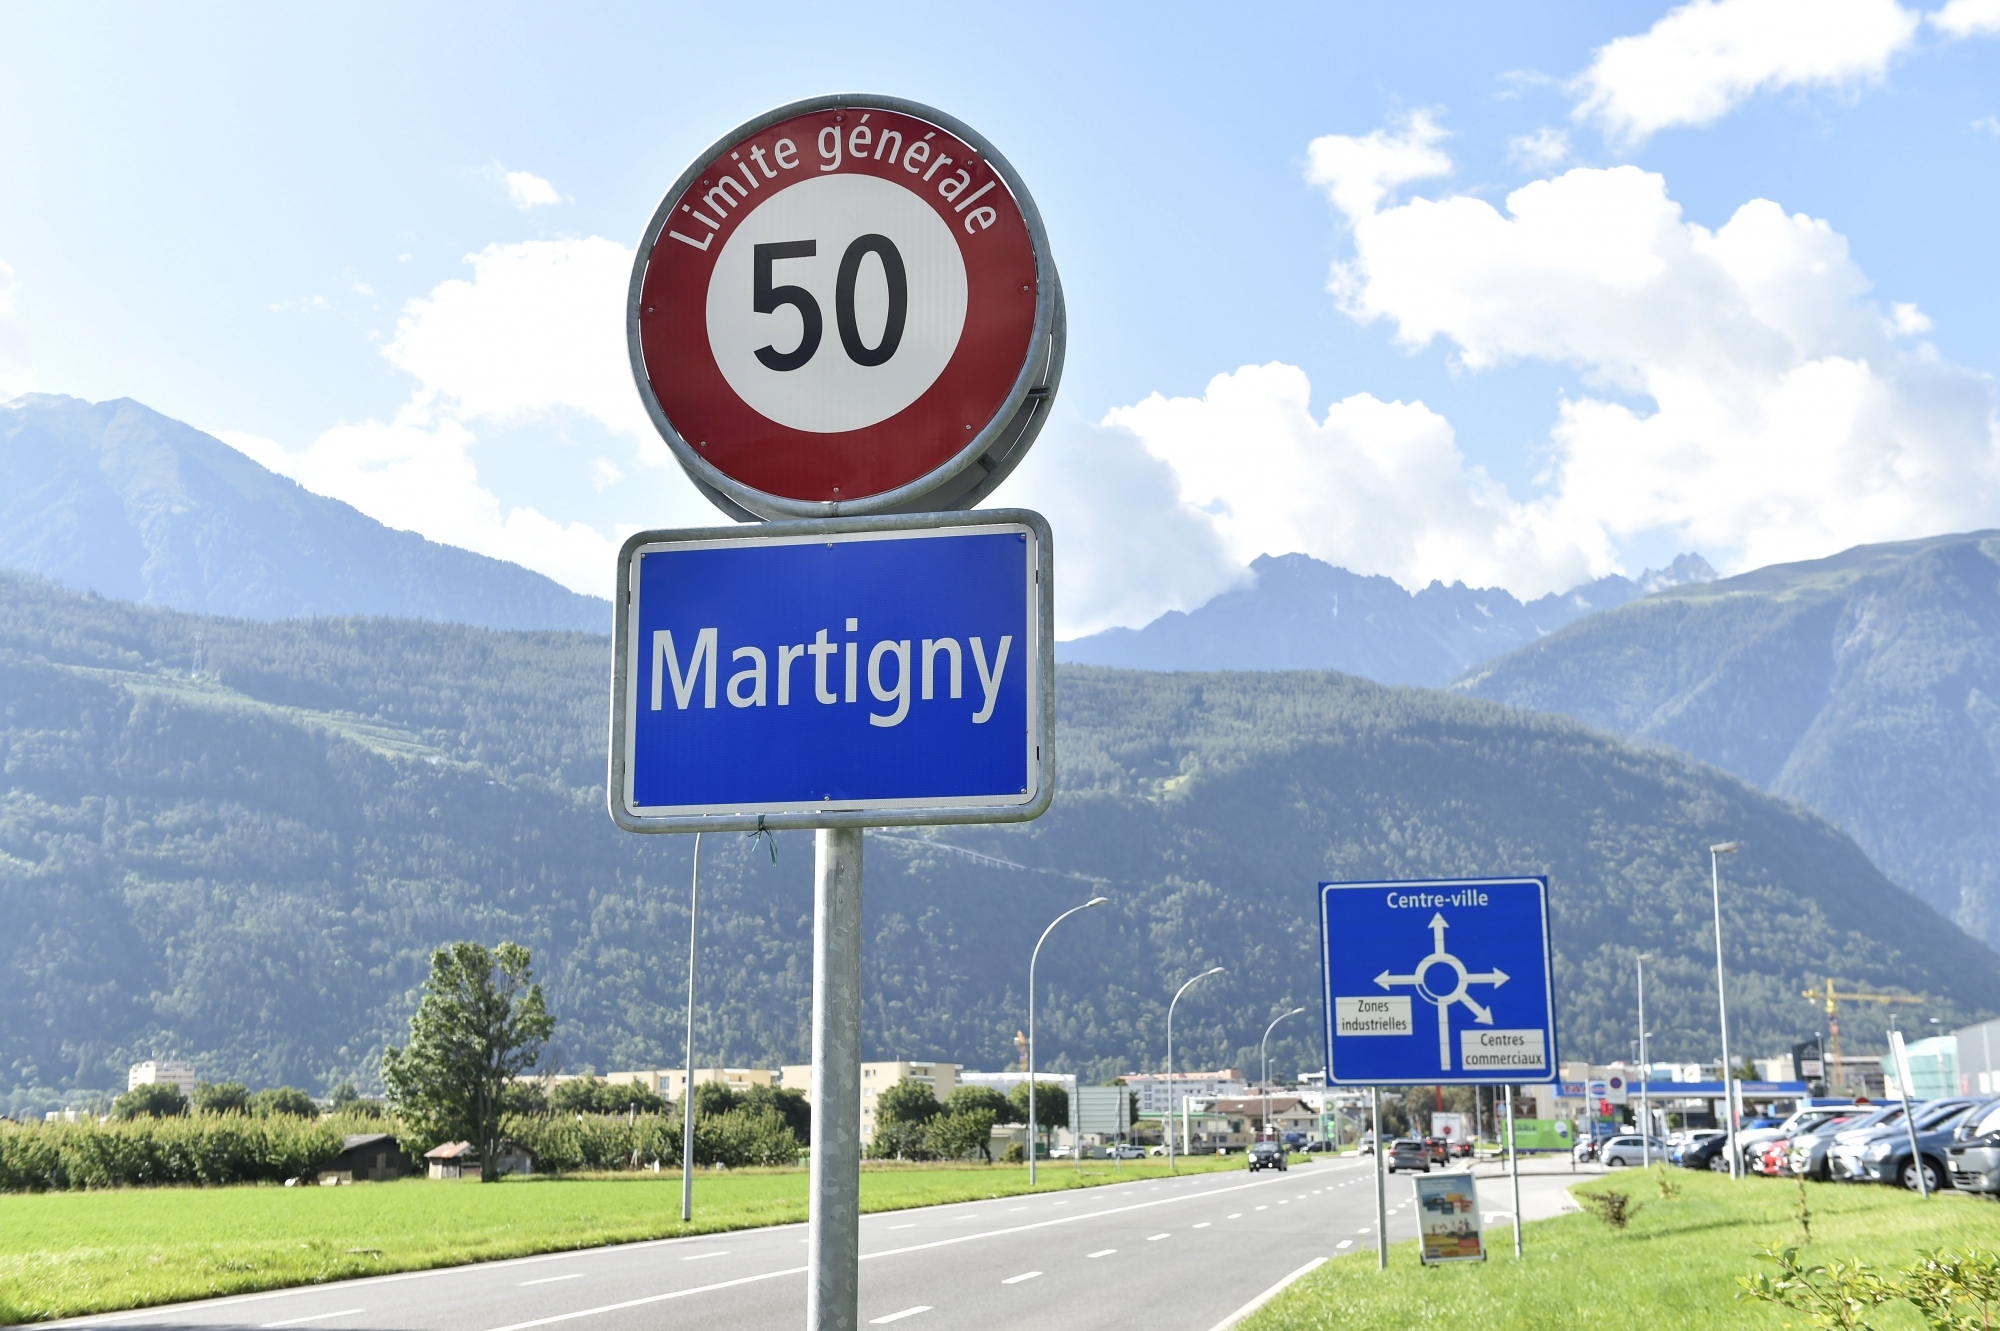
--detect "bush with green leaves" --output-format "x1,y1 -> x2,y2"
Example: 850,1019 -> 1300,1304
192,1082 -> 250,1115
867,1078 -> 944,1160
925,1109 -> 998,1162
0,1114 -> 349,1190
1739,1244 -> 2000,1330
550,1076 -> 665,1116
111,1085 -> 187,1120
250,1087 -> 319,1118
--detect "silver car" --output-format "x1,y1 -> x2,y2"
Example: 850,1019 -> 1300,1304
1948,1100 -> 2000,1195
1599,1134 -> 1670,1168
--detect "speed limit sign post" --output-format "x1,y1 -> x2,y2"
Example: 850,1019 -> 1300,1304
617,95 -> 1062,1331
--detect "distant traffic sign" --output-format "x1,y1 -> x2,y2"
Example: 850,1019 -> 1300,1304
1319,877 -> 1558,1085
608,510 -> 1053,832
629,95 -> 1064,521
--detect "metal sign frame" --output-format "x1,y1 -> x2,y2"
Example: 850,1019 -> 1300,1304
626,92 -> 1065,523
1318,875 -> 1559,1087
608,508 -> 1055,834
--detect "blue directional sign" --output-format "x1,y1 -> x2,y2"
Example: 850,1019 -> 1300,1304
609,510 -> 1053,833
1319,877 -> 1558,1085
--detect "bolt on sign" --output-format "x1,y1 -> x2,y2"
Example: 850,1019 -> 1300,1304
628,95 -> 1064,522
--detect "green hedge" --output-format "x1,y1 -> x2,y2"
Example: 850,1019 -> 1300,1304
0,1115 -> 348,1191
504,1107 -> 801,1172
0,1108 -> 805,1191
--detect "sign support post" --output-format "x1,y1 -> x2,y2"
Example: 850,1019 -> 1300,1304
1506,1085 -> 1522,1258
1371,1086 -> 1387,1270
618,94 -> 1063,1331
681,831 -> 702,1222
807,828 -> 865,1331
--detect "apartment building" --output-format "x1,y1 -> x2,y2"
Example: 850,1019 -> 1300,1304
782,1060 -> 959,1141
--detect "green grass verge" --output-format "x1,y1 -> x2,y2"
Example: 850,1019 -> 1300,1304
0,1155 -> 1241,1324
1243,1170 -> 2000,1331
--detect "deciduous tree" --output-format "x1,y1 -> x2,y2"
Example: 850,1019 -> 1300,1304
382,941 -> 554,1181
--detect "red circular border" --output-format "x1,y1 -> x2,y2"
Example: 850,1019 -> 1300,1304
637,107 -> 1039,504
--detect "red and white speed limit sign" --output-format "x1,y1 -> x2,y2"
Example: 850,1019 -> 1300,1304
629,95 -> 1063,520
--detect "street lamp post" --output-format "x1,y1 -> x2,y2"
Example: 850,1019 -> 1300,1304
1027,896 -> 1108,1186
1711,841 -> 1742,1179
1259,1007 -> 1306,1145
1166,967 -> 1224,1173
1637,952 -> 1653,1169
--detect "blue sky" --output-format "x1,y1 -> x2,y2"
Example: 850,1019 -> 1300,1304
4,0 -> 1998,634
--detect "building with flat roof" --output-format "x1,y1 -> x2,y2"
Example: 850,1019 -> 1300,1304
128,1060 -> 196,1097
783,1060 -> 958,1141
1119,1071 -> 1246,1118
606,1068 -> 776,1100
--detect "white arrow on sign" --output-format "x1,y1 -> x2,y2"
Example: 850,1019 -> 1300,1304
1373,913 -> 1513,1071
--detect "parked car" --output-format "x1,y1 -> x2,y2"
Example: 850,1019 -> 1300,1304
1788,1109 -> 1889,1180
1668,1130 -> 1725,1166
1832,1099 -> 1985,1192
1248,1141 -> 1288,1173
1679,1135 -> 1735,1171
1110,1144 -> 1147,1159
1751,1138 -> 1793,1176
1737,1107 -> 1860,1173
1599,1135 -> 1670,1168
1302,1140 -> 1336,1154
1946,1100 -> 2000,1195
1387,1139 -> 1431,1173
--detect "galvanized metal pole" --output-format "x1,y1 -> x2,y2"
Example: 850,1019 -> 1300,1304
807,828 -> 863,1331
1506,1085 -> 1523,1258
1711,843 -> 1741,1180
1889,1027 -> 1929,1198
680,832 -> 703,1222
1371,1086 -> 1387,1270
1637,953 -> 1651,1171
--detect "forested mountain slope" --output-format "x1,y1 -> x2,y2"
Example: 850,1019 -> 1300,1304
1057,551 -> 1714,685
2,571 -> 1992,1112
1457,531 -> 2000,949
0,394 -> 609,632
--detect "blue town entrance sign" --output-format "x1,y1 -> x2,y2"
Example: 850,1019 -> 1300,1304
1319,877 -> 1558,1085
608,509 -> 1053,833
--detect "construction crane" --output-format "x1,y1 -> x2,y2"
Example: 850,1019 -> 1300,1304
1802,978 -> 1925,1086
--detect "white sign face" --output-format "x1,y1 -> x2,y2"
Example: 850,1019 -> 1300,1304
705,173 -> 969,434
1336,995 -> 1414,1036
1459,1029 -> 1547,1072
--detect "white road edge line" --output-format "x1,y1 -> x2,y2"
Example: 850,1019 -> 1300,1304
869,1308 -> 931,1325
519,1274 -> 584,1285
262,1311 -> 364,1328
1205,1258 -> 1327,1331
478,1267 -> 808,1331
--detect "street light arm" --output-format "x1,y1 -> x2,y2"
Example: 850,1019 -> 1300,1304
1027,896 -> 1108,1185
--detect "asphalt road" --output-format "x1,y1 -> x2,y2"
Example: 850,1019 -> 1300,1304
58,1157 -> 1584,1331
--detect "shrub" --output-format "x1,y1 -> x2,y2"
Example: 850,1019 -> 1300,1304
192,1082 -> 250,1115
251,1087 -> 319,1118
112,1085 -> 187,1120
1580,1188 -> 1640,1230
0,1114 -> 344,1190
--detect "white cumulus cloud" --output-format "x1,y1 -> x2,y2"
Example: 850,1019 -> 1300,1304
383,236 -> 655,444
1290,115 -> 2000,586
1573,0 -> 1921,145
221,235 -> 700,599
498,166 -> 562,210
1933,0 -> 2000,36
